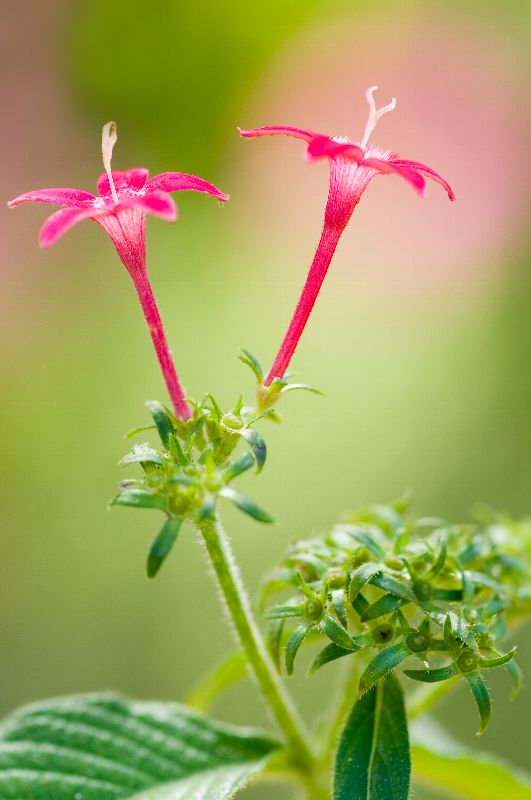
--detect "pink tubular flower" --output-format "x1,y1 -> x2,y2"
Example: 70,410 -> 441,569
8,122 -> 229,420
240,86 -> 455,385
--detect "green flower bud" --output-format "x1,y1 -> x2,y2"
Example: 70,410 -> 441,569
372,623 -> 394,644
413,579 -> 432,601
406,632 -> 431,653
457,650 -> 479,673
221,413 -> 244,430
305,597 -> 324,621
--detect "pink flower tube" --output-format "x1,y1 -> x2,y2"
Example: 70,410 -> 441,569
240,87 -> 454,385
8,122 -> 229,420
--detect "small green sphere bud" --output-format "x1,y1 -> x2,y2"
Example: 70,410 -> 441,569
350,547 -> 370,568
406,632 -> 430,653
204,476 -> 222,493
326,568 -> 345,589
305,598 -> 323,621
413,579 -> 432,601
384,558 -> 403,571
457,650 -> 479,673
221,413 -> 244,430
477,632 -> 493,649
372,623 -> 394,644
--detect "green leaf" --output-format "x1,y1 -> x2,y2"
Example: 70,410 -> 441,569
219,487 -> 273,524
411,718 -> 531,800
370,573 -> 414,602
0,694 -> 280,800
112,488 -> 169,513
334,674 -> 410,800
238,349 -> 263,382
240,428 -> 266,472
147,517 -> 183,578
146,400 -> 175,449
359,642 -> 411,694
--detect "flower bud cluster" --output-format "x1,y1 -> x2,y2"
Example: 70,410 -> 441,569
261,498 -> 530,732
113,390 -> 275,577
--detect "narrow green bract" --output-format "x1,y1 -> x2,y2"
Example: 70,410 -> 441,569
334,675 -> 410,800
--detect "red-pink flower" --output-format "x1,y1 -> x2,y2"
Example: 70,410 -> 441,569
240,87 -> 455,386
8,123 -> 229,420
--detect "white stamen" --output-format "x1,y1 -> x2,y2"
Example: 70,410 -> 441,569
360,85 -> 397,149
102,121 -> 119,204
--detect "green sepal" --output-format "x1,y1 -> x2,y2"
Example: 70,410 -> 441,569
147,516 -> 183,578
168,433 -> 188,466
111,488 -> 169,513
267,619 -> 284,672
465,672 -> 491,734
359,641 -> 411,694
285,622 -> 312,676
207,394 -> 223,422
360,593 -> 409,622
126,424 -> 157,439
239,349 -> 264,382
404,665 -> 458,683
184,416 -> 206,457
119,444 -> 164,467
332,589 -> 348,629
432,588 -> 463,601
263,603 -> 305,620
321,615 -> 358,651
427,537 -> 448,578
340,525 -> 385,559
240,428 -> 267,472
222,452 -> 255,482
308,642 -> 352,675
349,563 -> 382,604
370,572 -> 415,602
145,400 -> 175,449
280,383 -> 324,397
219,487 -> 273,524
504,657 -> 523,700
479,647 -> 516,669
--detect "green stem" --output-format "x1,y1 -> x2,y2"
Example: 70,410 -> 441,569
407,676 -> 459,719
197,514 -> 315,774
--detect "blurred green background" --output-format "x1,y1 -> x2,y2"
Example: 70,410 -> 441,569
1,0 -> 530,796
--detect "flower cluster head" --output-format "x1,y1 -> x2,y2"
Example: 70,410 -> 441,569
240,87 -> 455,387
262,498 -> 530,733
8,122 -> 229,421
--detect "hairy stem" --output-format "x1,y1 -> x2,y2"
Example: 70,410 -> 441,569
132,270 -> 191,420
197,514 -> 315,774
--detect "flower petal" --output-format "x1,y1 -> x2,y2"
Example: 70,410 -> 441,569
39,207 -> 104,248
390,158 -> 455,201
144,172 -> 229,201
238,125 -> 318,142
8,188 -> 96,208
362,157 -> 426,196
306,136 -> 364,162
96,168 -> 150,197
120,190 -> 177,221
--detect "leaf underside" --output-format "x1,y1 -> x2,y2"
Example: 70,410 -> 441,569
0,694 -> 279,800
334,675 -> 410,800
